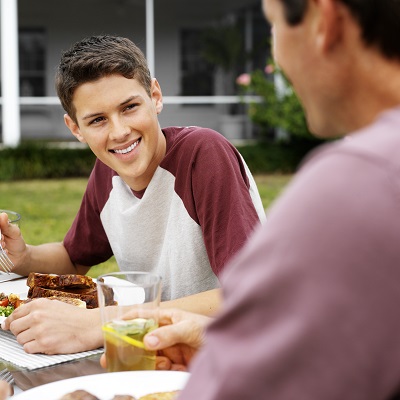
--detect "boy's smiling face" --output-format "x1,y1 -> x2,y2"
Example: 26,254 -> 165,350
65,74 -> 165,191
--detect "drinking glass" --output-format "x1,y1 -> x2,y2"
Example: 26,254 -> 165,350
0,210 -> 21,227
97,271 -> 162,372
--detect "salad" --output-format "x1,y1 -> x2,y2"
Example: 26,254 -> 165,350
0,292 -> 22,317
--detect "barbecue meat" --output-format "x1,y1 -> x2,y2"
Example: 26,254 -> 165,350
138,392 -> 181,400
59,390 -> 179,400
28,286 -> 115,309
27,272 -> 96,290
27,272 -> 115,309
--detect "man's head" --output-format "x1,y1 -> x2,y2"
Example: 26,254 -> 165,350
277,0 -> 400,60
263,0 -> 400,138
56,35 -> 152,124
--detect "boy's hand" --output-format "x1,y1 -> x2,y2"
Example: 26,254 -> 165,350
0,380 -> 12,399
4,298 -> 103,354
0,212 -> 26,270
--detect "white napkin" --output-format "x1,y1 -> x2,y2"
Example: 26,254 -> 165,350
0,330 -> 103,370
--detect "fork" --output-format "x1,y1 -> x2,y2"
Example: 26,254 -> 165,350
0,241 -> 14,274
0,368 -> 15,386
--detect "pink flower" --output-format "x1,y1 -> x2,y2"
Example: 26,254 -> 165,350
236,73 -> 251,86
264,64 -> 275,74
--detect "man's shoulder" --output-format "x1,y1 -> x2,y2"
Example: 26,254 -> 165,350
343,108 -> 400,167
301,108 -> 400,172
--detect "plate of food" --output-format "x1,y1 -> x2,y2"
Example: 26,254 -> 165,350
0,272 -> 118,329
1,272 -> 117,313
12,370 -> 190,399
0,272 -> 114,330
0,287 -> 26,328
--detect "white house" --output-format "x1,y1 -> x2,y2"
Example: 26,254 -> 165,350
0,0 -> 270,146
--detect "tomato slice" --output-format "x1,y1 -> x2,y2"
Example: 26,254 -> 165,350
0,298 -> 9,307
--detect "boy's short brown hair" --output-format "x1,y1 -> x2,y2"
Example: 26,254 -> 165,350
55,35 -> 152,124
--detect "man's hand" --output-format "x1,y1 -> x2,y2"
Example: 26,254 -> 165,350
100,308 -> 211,371
3,298 -> 103,354
146,308 -> 210,370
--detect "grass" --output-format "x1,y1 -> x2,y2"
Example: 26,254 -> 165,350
0,174 -> 292,278
254,174 -> 292,210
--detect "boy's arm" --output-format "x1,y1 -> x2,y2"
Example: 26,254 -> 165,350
161,288 -> 221,316
13,242 -> 90,277
0,215 -> 89,276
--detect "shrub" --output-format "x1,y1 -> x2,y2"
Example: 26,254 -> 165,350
0,135 -> 324,182
237,64 -> 316,141
0,142 -> 96,181
237,138 -> 322,174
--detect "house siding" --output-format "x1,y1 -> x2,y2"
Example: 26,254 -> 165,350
2,0 -> 267,142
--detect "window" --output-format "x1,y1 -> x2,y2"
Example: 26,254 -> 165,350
180,29 -> 214,96
19,29 -> 46,96
180,6 -> 270,98
249,4 -> 272,70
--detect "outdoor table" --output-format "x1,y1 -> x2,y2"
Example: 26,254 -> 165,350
0,276 -> 106,397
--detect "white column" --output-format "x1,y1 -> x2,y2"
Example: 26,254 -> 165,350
1,0 -> 20,147
146,0 -> 155,77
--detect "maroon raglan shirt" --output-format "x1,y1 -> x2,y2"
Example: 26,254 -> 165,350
64,126 -> 265,300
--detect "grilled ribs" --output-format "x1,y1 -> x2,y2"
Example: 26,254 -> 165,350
27,272 -> 96,290
27,272 -> 115,309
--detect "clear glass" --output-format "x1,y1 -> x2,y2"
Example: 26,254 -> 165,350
0,210 -> 21,227
97,271 -> 162,372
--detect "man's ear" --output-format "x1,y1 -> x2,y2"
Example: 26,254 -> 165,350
151,78 -> 164,114
315,0 -> 344,53
64,114 -> 87,143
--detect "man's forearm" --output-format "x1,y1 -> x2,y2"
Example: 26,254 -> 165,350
161,288 -> 221,316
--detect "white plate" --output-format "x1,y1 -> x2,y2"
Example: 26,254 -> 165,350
0,279 -> 28,329
12,370 -> 190,400
0,279 -> 29,298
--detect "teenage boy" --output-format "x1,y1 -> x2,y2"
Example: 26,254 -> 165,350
1,35 -> 265,354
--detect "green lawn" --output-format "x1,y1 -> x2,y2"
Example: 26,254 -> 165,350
254,174 -> 292,210
0,174 -> 292,277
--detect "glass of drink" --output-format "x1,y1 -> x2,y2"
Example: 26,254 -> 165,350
97,271 -> 162,372
0,210 -> 21,227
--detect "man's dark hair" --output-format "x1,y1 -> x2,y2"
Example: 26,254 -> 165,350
55,35 -> 152,123
281,0 -> 400,60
